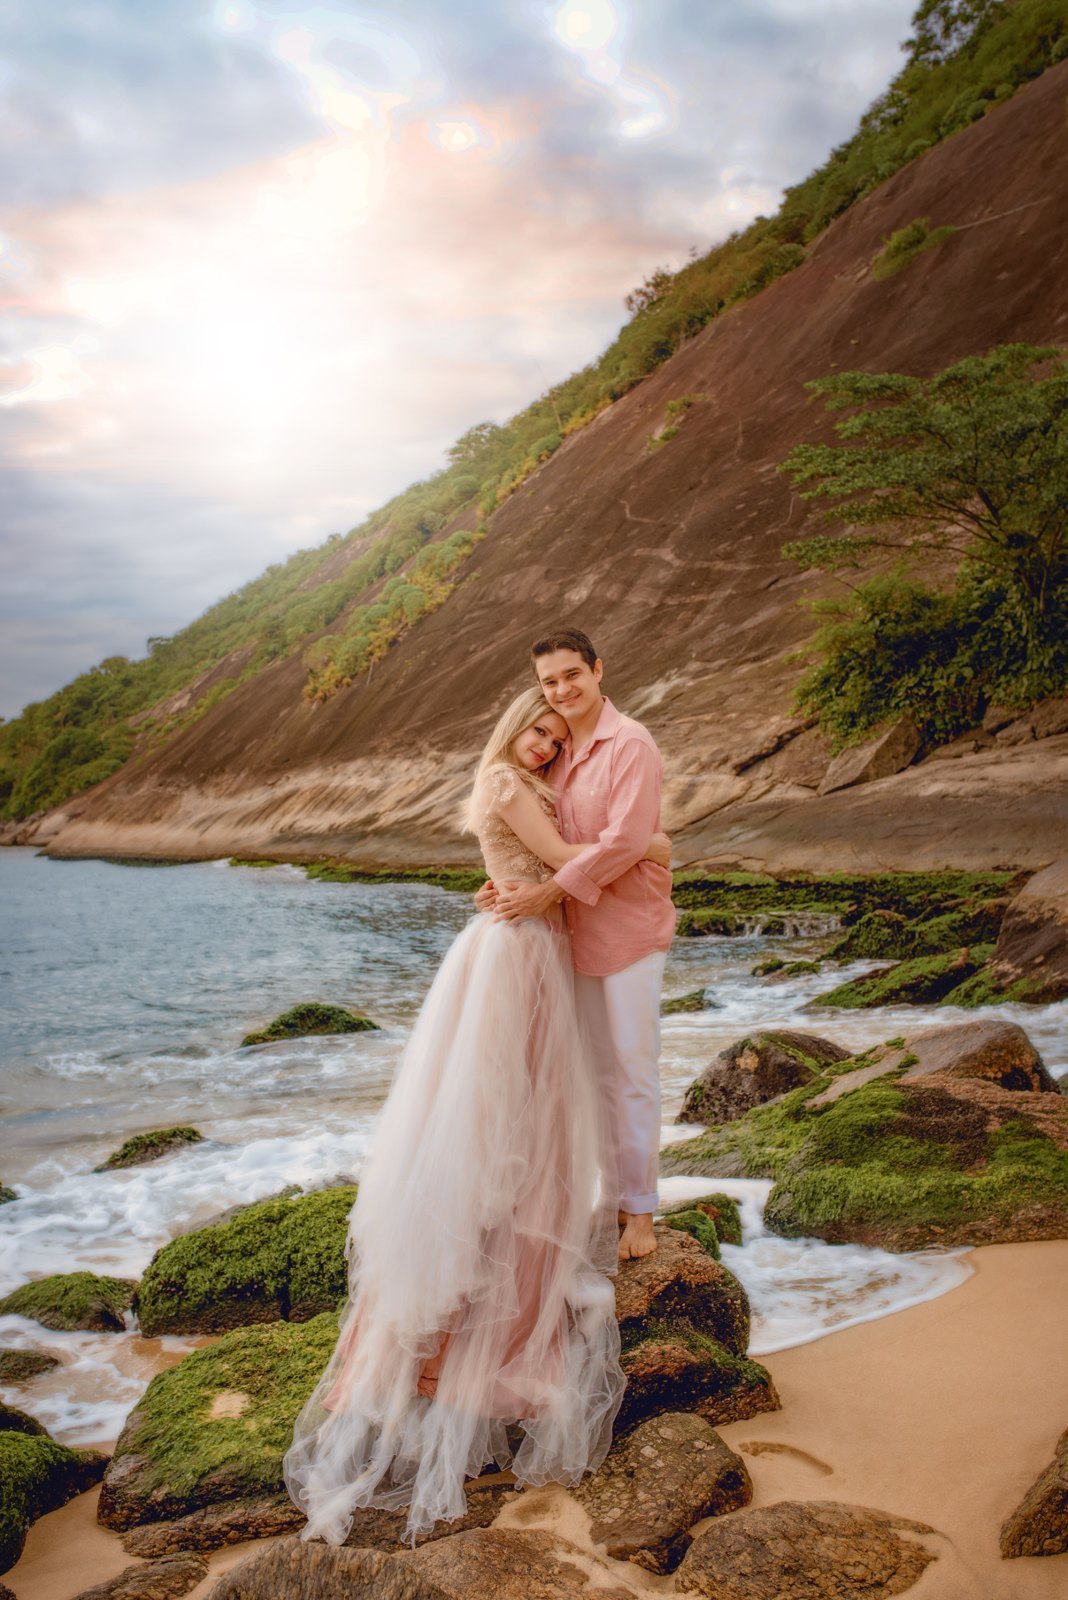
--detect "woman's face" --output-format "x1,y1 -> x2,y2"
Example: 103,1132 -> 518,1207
512,711 -> 568,771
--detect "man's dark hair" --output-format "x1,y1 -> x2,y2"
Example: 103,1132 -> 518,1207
530,628 -> 598,671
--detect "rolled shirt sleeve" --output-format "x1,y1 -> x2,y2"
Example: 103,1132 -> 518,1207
553,737 -> 661,906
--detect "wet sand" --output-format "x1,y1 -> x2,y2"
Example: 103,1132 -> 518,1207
9,1241 -> 1068,1599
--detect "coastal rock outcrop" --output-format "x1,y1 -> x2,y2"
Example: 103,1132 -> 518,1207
665,1023 -> 1068,1249
240,1003 -> 378,1048
0,1418 -> 107,1572
613,1225 -> 778,1434
986,858 -> 1068,1004
999,1425 -> 1068,1558
574,1412 -> 751,1573
94,1128 -> 204,1172
0,1272 -> 138,1333
674,1500 -> 938,1598
208,1527 -> 636,1600
135,1186 -> 356,1336
71,1553 -> 208,1600
676,1031 -> 851,1125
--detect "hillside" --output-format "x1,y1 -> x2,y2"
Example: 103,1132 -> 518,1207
10,41 -> 1068,872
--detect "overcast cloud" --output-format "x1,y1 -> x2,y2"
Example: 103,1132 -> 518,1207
0,0 -> 917,718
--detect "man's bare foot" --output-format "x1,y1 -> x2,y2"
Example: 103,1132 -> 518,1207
618,1213 -> 657,1260
617,1209 -> 628,1228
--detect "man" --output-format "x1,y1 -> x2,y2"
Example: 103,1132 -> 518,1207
490,627 -> 676,1259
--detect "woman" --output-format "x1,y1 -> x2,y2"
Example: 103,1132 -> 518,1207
283,687 -> 671,1545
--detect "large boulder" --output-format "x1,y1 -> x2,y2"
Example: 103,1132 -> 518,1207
135,1186 -> 356,1335
208,1528 -> 636,1600
613,1225 -> 778,1435
1000,1425 -> 1068,1558
986,858 -> 1068,1003
574,1412 -> 751,1573
675,1500 -> 937,1598
817,717 -> 921,795
0,1272 -> 138,1332
677,1031 -> 851,1125
665,1025 -> 1068,1250
0,1425 -> 107,1572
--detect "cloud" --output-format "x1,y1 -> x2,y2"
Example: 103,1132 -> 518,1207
0,0 -> 918,719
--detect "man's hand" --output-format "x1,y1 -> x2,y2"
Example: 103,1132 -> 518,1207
474,878 -> 498,912
494,878 -> 565,921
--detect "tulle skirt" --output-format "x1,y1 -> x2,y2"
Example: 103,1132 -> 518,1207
282,910 -> 625,1545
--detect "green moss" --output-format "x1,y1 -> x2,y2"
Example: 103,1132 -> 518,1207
826,901 -> 1005,961
751,958 -> 785,977
662,1209 -> 720,1259
228,858 -> 282,869
872,217 -> 958,279
304,863 -> 484,892
0,1431 -> 105,1571
0,1273 -> 138,1332
0,1187 -> 15,1206
661,1192 -> 743,1246
135,1186 -> 357,1336
0,1351 -> 59,1383
783,960 -> 822,976
944,967 -> 1050,1008
661,989 -> 715,1015
0,1402 -> 48,1437
813,946 -> 994,1008
94,1127 -> 204,1172
241,1003 -> 378,1047
621,1319 -> 765,1382
112,1314 -> 339,1519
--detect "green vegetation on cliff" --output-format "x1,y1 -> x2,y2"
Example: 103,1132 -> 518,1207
3,3 -> 1064,820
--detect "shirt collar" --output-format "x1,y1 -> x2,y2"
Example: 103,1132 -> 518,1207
566,696 -> 620,770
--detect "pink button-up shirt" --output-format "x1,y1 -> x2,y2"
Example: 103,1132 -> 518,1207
553,698 -> 676,977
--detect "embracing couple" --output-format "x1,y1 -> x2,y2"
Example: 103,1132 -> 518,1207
284,627 -> 677,1545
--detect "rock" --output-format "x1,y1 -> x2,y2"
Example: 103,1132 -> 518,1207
1000,1425 -> 1068,1557
0,1187 -> 16,1207
120,1482 -> 508,1558
812,946 -> 991,1008
661,1208 -> 721,1258
72,1553 -> 208,1600
985,858 -> 1068,1003
0,1428 -> 108,1572
135,1186 -> 356,1335
900,1020 -> 1058,1092
0,1272 -> 138,1332
675,1499 -> 937,1598
209,1527 -> 636,1599
817,717 -> 921,796
241,1003 -> 378,1048
825,900 -> 1005,962
982,703 -> 1016,734
614,1226 -> 778,1435
94,1128 -> 204,1172
97,1313 -> 340,1530
0,1401 -> 49,1436
996,697 -> 1068,746
677,1032 -> 851,1125
574,1412 -> 751,1573
661,989 -> 719,1015
660,1192 -> 743,1245
0,1349 -> 61,1382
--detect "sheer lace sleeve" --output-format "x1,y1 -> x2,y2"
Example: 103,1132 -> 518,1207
474,763 -> 521,819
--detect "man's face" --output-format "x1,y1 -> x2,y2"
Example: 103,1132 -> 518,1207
534,649 -> 604,724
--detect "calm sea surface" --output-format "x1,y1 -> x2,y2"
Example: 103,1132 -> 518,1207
1,849 -> 1063,1447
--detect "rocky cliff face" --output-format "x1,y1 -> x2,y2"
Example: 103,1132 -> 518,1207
30,62 -> 1068,871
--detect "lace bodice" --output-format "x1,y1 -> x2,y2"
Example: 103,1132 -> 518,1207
470,764 -> 557,883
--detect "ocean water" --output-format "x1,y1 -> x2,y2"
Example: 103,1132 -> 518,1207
1,849 -> 1063,1447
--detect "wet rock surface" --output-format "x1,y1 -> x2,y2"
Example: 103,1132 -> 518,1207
574,1411 -> 751,1573
72,1553 -> 208,1600
677,1031 -> 851,1125
674,1499 -> 937,1598
1000,1425 -> 1068,1558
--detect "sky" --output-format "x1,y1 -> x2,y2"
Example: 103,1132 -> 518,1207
0,0 -> 918,720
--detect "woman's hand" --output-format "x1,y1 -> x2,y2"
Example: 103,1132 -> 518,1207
645,832 -> 672,868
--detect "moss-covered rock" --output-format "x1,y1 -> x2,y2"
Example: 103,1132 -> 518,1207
661,989 -> 718,1015
664,1028 -> 1068,1250
0,1272 -> 138,1333
94,1127 -> 204,1172
812,946 -> 993,1008
0,1350 -> 60,1383
662,1209 -> 720,1259
0,1428 -> 107,1572
240,1004 -> 377,1047
616,1325 -> 778,1438
0,1187 -> 15,1207
97,1314 -> 340,1530
661,1192 -> 743,1246
677,1031 -> 851,1125
825,901 -> 1005,962
304,863 -> 484,892
0,1402 -> 48,1437
135,1187 -> 357,1336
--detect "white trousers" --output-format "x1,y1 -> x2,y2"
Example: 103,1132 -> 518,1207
573,950 -> 667,1215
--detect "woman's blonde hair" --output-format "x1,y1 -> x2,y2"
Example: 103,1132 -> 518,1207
463,686 -> 562,833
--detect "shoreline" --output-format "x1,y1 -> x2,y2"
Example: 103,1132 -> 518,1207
8,1240 -> 1068,1599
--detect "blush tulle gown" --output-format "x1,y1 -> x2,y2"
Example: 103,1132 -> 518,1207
282,764 -> 624,1544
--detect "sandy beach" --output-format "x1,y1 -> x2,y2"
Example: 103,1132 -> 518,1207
8,1238 -> 1067,1600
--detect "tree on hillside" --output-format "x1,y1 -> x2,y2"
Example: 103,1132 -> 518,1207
779,344 -> 1068,744
906,0 -> 1007,67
